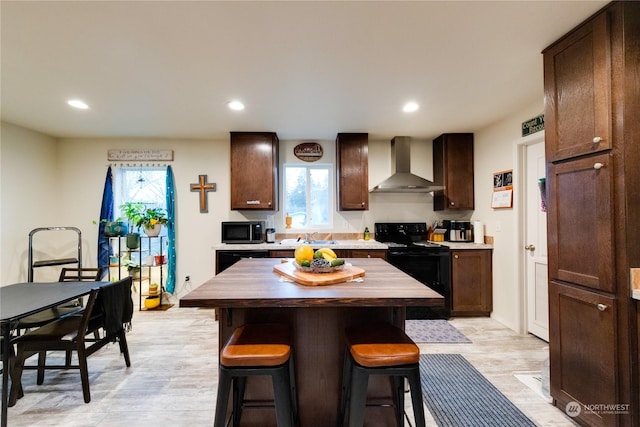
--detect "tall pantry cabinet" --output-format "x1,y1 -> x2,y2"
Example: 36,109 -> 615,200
543,2 -> 640,426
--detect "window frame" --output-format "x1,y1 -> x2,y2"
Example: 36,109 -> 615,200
283,163 -> 334,231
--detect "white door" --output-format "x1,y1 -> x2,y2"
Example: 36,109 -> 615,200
525,140 -> 549,341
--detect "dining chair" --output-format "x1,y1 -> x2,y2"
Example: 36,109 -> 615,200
8,277 -> 133,406
15,267 -> 105,332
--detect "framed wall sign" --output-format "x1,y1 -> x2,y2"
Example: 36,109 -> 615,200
491,169 -> 513,209
294,142 -> 323,162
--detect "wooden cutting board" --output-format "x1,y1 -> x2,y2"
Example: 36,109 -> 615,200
273,260 -> 365,286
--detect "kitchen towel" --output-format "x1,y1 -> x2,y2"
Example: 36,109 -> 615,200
473,221 -> 485,244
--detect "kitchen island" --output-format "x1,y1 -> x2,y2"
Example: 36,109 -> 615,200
180,257 -> 443,427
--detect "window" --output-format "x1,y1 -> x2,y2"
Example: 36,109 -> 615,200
284,164 -> 333,229
113,167 -> 168,258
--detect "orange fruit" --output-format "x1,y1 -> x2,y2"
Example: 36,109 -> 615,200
295,244 -> 314,264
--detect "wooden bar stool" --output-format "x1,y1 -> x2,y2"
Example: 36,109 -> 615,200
340,322 -> 425,427
214,323 -> 298,427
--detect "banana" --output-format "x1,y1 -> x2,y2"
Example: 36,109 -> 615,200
314,247 -> 337,261
322,253 -> 334,262
319,247 -> 337,259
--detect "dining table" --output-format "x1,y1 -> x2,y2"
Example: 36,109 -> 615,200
179,257 -> 444,427
0,281 -> 108,427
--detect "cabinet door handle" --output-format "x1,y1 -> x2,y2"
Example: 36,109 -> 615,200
450,201 -> 455,206
592,136 -> 603,143
593,163 -> 604,170
597,303 -> 607,311
454,255 -> 459,259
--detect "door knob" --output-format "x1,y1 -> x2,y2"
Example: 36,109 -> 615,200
525,245 -> 536,251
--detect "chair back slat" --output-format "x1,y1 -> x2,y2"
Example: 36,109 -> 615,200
58,267 -> 104,282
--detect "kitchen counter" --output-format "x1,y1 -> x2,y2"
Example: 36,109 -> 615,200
213,239 -> 388,251
213,240 -> 491,251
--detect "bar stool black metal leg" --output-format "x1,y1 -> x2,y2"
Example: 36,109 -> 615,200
214,368 -> 233,427
273,364 -> 294,427
347,365 -> 369,427
232,376 -> 246,427
393,376 -> 404,426
407,369 -> 426,427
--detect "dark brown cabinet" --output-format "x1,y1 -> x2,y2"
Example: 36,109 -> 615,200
544,10 -> 612,162
433,133 -> 474,211
544,3 -> 640,425
230,132 -> 279,211
336,133 -> 368,211
450,249 -> 492,316
549,281 -> 617,427
348,249 -> 387,260
547,153 -> 614,292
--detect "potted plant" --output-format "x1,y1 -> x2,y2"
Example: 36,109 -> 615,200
93,217 -> 129,237
123,259 -> 141,279
120,202 -> 145,249
136,207 -> 168,237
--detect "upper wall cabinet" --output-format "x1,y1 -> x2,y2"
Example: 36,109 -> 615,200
433,133 -> 474,211
336,133 -> 369,211
230,132 -> 279,211
543,10 -> 612,162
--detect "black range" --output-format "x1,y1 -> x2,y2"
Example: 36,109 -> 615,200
375,222 -> 451,319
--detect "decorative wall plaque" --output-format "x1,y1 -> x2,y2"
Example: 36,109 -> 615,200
107,149 -> 174,161
294,142 -> 323,162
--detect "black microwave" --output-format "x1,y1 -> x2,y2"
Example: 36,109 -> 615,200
221,221 -> 265,244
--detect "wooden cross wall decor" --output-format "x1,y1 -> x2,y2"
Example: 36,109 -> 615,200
190,174 -> 216,213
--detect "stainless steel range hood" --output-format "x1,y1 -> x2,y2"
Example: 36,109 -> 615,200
370,136 -> 444,193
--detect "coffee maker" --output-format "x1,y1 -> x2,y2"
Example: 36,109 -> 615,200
442,220 -> 473,242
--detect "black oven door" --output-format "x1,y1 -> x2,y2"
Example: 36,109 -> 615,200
387,249 -> 451,319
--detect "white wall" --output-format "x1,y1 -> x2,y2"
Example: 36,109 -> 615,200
472,98 -> 544,331
55,137 -> 230,298
1,122 -> 60,284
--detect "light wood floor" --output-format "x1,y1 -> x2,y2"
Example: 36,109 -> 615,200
6,304 -> 578,426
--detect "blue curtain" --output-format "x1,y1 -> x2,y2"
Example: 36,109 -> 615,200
97,167 -> 114,279
165,165 -> 176,294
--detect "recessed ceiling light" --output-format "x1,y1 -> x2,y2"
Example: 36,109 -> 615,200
227,100 -> 245,111
67,99 -> 89,110
402,102 -> 419,113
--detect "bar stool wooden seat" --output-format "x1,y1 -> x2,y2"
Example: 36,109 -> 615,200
340,322 -> 426,427
214,323 -> 298,427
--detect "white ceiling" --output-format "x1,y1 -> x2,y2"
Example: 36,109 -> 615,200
1,1 -> 607,141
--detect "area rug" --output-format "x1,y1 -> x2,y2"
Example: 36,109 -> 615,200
405,319 -> 471,343
420,354 -> 536,427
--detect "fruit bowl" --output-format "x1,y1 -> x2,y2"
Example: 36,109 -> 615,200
293,260 -> 345,274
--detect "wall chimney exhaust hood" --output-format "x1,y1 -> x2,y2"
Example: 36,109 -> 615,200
370,136 -> 444,193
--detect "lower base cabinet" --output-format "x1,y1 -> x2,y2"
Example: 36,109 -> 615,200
450,249 -> 492,316
549,281 -> 617,426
